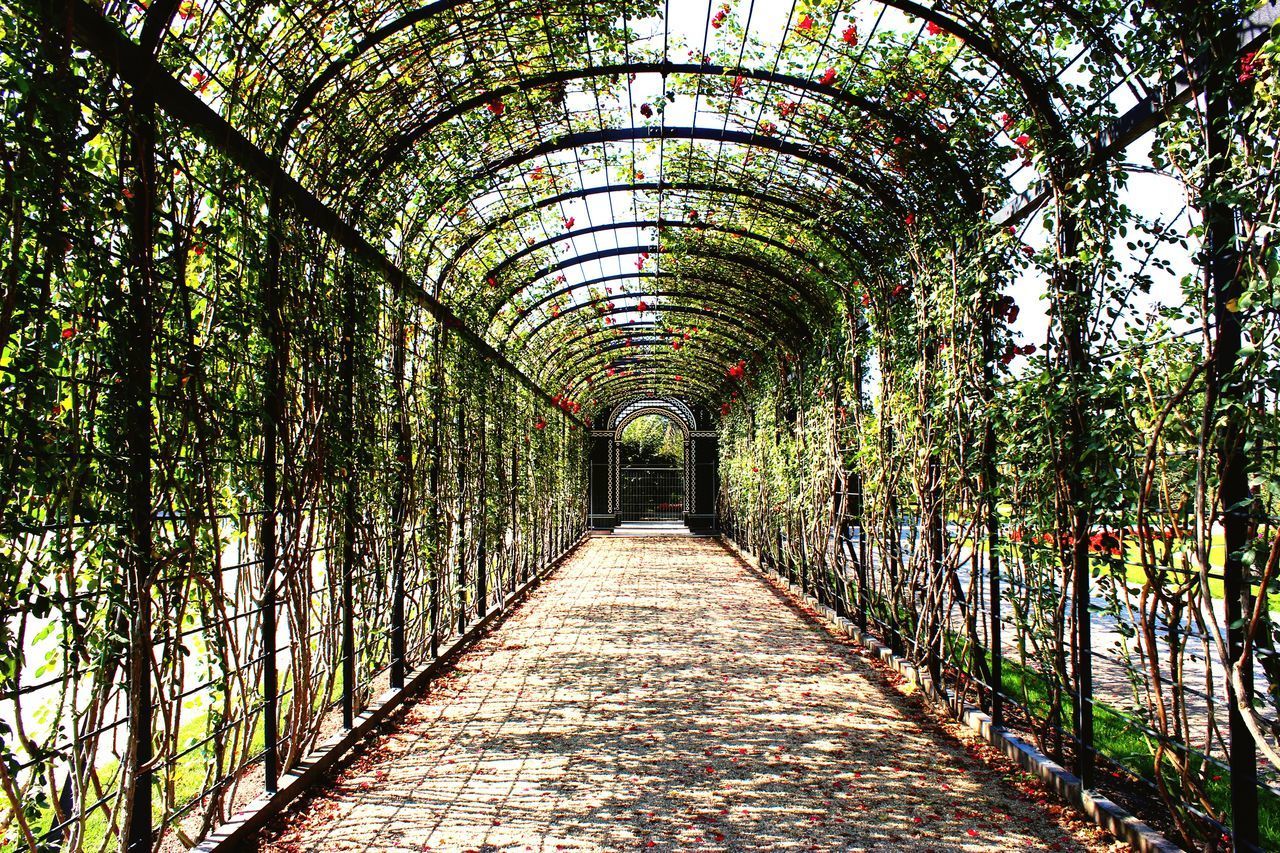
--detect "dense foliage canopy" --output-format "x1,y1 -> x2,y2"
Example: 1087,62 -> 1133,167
3,0 -> 1280,849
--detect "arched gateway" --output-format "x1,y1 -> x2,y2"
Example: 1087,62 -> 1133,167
588,398 -> 719,532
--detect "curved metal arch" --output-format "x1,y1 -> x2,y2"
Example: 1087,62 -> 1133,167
496,291 -> 813,371
264,0 -> 1082,235
566,355 -> 737,399
380,127 -> 913,220
271,0 -> 474,155
240,0 -> 1079,339
514,304 -> 792,379
539,328 -> 756,385
882,0 -> 1073,178
573,371 -> 727,412
488,266 -> 828,343
226,0 -> 1087,430
252,0 -> 1081,194
493,273 -> 815,353
501,286 -> 809,356
317,91 -> 946,278
486,243 -> 834,331
589,373 -> 723,406
613,406 -> 692,440
587,370 -> 729,410
509,313 -> 803,393
540,337 -> 759,401
526,309 -> 790,371
434,180 -> 875,293
533,329 -> 765,391
270,0 -> 1069,176
522,318 -> 773,379
480,218 -> 851,298
608,397 -> 698,431
385,135 -> 925,297
355,61 -> 967,178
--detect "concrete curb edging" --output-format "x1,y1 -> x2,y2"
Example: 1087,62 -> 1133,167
718,535 -> 1184,853
194,534 -> 589,852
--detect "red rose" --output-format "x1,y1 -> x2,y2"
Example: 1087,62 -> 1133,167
1241,51 -> 1263,84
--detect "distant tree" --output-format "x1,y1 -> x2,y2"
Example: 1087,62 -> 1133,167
619,414 -> 683,465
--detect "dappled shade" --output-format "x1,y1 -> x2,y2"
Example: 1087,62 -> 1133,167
2,0 -> 1279,850
262,537 -> 1105,852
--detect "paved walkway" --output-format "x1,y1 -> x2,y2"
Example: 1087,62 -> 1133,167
262,536 -> 1115,852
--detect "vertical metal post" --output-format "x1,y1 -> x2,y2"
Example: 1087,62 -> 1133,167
1203,20 -> 1257,846
495,381 -> 509,600
339,265 -> 356,729
917,294 -> 946,682
511,433 -> 520,587
122,71 -> 156,853
389,304 -> 408,689
882,380 -> 902,653
247,224 -> 287,805
855,485 -> 869,633
535,431 -> 544,574
1068,306 -> 1094,790
554,419 -> 564,557
532,428 -> 543,576
852,327 -> 869,633
587,427 -> 596,526
684,436 -> 693,526
427,326 -> 444,659
455,401 -> 467,635
611,439 -> 620,519
831,365 -> 846,619
476,381 -> 489,617
548,421 -> 557,560
925,449 -> 944,683
1050,144 -> 1093,790
260,204 -> 284,793
982,289 -> 1003,730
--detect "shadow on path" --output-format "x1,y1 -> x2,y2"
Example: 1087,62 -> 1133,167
261,537 -> 1114,852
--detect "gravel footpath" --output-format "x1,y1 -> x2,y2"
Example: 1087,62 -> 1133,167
261,535 -> 1122,852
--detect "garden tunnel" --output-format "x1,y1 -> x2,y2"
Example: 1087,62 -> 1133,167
4,0 -> 1280,850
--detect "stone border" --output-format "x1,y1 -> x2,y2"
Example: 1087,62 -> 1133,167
718,536 -> 1184,853
195,535 -> 588,852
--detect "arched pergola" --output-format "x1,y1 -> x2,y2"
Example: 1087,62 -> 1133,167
3,1 -> 1278,851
